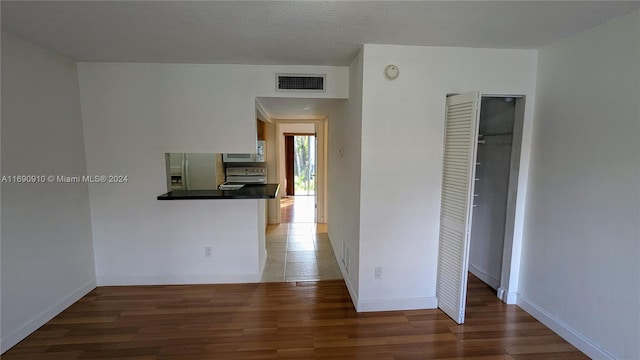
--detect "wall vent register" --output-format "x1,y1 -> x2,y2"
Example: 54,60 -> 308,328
276,74 -> 326,92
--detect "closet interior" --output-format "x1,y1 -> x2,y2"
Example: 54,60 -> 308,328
469,97 -> 517,291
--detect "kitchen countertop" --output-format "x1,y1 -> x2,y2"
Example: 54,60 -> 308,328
157,184 -> 279,200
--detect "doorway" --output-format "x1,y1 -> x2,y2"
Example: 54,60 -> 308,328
282,133 -> 316,223
262,120 -> 340,283
436,92 -> 525,324
468,97 -> 517,291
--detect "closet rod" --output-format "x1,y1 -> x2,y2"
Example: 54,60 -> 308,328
478,132 -> 513,137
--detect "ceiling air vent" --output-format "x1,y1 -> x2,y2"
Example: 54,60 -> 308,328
276,74 -> 326,92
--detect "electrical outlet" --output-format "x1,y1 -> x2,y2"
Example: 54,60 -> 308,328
204,246 -> 212,257
374,266 -> 383,279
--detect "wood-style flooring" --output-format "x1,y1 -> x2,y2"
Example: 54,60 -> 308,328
2,275 -> 588,359
280,196 -> 315,223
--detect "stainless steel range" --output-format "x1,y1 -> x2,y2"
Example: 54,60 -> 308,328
224,166 -> 267,184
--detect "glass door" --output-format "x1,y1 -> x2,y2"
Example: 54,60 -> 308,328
293,135 -> 316,196
282,133 -> 317,223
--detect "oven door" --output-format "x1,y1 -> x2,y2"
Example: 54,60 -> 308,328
223,153 -> 256,162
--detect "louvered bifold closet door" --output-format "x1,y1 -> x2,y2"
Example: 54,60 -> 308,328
436,92 -> 481,324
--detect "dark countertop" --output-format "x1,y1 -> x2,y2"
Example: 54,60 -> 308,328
157,184 -> 279,200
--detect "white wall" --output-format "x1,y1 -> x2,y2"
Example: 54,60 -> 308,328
356,44 -> 538,311
328,49 -> 364,302
77,62 -> 347,285
1,34 -> 96,352
519,11 -> 640,360
257,199 -> 266,272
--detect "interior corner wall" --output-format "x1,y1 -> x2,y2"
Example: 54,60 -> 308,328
265,121 -> 279,224
357,44 -> 538,311
519,11 -> 640,360
327,49 -> 364,303
1,33 -> 96,353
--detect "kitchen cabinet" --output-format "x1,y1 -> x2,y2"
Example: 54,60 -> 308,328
257,119 -> 266,140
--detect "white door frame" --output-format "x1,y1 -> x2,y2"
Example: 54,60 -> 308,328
475,94 -> 527,305
495,96 -> 526,303
274,118 -> 328,224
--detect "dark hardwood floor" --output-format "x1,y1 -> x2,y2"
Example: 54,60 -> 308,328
2,275 -> 588,359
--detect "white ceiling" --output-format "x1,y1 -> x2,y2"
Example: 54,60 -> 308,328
2,1 -> 638,66
257,97 -> 346,121
3,1 -> 638,120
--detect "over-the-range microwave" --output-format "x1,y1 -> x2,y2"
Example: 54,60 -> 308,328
223,140 -> 265,162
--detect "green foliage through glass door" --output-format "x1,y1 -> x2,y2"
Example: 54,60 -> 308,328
293,135 -> 316,195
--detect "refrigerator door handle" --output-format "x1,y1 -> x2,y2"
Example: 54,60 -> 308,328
182,153 -> 190,190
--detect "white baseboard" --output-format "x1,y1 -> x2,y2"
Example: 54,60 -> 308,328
497,287 -> 518,304
517,293 -> 615,360
96,273 -> 261,286
259,250 -> 267,275
469,263 -> 500,290
341,267 -> 359,311
1,279 -> 96,354
325,232 -> 437,313
327,231 -> 358,311
357,296 -> 438,312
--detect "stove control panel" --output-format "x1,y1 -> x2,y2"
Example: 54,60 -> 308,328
226,167 -> 267,176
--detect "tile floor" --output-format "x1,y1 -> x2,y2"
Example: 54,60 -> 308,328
262,223 -> 343,282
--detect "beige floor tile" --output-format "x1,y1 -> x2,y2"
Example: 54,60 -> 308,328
286,250 -> 316,263
266,250 -> 286,263
318,269 -> 342,280
266,242 -> 286,252
317,252 -> 339,264
285,275 -> 321,282
285,262 -> 319,277
262,267 -> 285,281
287,241 -> 315,251
264,252 -> 285,266
267,234 -> 288,243
263,265 -> 285,278
266,225 -> 289,235
261,220 -> 342,282
288,234 -> 315,242
286,227 -> 314,236
288,222 -> 316,229
315,240 -> 333,253
267,225 -> 289,232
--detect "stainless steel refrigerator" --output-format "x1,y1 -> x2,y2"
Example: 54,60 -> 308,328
166,153 -> 224,190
